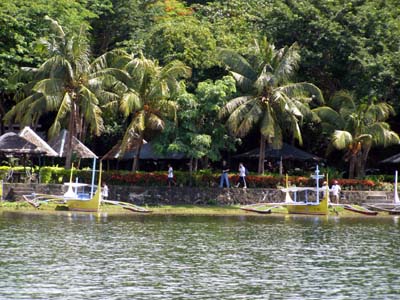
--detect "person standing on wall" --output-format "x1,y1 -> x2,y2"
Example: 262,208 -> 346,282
219,160 -> 230,188
331,180 -> 341,204
236,162 -> 247,188
101,182 -> 109,200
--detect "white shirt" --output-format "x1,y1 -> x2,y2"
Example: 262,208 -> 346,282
168,167 -> 173,178
102,185 -> 109,198
331,184 -> 341,196
239,165 -> 246,177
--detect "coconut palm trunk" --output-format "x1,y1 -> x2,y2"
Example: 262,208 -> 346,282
65,105 -> 76,168
132,135 -> 144,172
359,144 -> 372,178
258,135 -> 266,174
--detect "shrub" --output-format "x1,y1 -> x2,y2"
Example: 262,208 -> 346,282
0,165 -> 393,190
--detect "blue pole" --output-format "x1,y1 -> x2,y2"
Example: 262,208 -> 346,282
90,158 -> 96,197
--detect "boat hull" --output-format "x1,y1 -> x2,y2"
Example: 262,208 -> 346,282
285,195 -> 329,215
66,189 -> 101,212
343,205 -> 378,215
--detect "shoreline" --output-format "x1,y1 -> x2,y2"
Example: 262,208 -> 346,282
0,202 -> 393,218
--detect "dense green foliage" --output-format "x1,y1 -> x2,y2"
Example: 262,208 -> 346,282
1,0 -> 400,178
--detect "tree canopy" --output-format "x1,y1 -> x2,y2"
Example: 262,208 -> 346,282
2,0 -> 400,176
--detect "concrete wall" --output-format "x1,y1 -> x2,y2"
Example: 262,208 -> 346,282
3,183 -> 394,205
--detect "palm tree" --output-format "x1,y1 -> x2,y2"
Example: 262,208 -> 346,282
114,52 -> 191,171
219,37 -> 323,174
313,91 -> 399,178
4,17 -> 121,168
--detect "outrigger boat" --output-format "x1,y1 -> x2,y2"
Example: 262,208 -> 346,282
240,165 -> 380,216
281,166 -> 329,215
343,204 -> 378,216
23,162 -> 151,213
241,165 -> 330,215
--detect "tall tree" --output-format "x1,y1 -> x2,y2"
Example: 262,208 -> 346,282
219,37 -> 323,174
313,91 -> 399,178
114,51 -> 191,171
0,0 -> 102,133
4,17 -> 116,167
156,75 -> 238,171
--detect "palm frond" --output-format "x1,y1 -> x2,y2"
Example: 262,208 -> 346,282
44,16 -> 65,39
366,102 -> 395,122
331,130 -> 353,150
227,71 -> 252,93
259,105 -> 277,139
120,91 -> 141,117
289,114 -> 303,145
329,90 -> 355,112
218,49 -> 257,81
146,113 -> 165,131
312,107 -> 344,129
157,100 -> 178,121
255,68 -> 273,92
273,42 -> 300,84
48,92 -> 72,139
226,101 -> 262,137
33,78 -> 65,97
219,96 -> 254,119
277,82 -> 324,104
367,123 -> 400,147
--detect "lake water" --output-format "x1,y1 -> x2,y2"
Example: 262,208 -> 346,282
1,211 -> 400,300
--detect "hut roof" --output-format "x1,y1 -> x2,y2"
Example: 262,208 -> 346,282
380,153 -> 400,164
49,130 -> 98,159
101,138 -> 147,160
0,132 -> 45,155
122,142 -> 186,160
234,143 -> 322,161
102,141 -> 185,160
19,126 -> 58,157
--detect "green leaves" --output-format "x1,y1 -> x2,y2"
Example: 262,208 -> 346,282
219,37 -> 323,173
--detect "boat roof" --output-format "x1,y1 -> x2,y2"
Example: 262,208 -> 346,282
63,182 -> 90,188
281,187 -> 319,193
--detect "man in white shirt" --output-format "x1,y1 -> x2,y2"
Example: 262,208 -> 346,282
168,164 -> 176,187
331,180 -> 341,204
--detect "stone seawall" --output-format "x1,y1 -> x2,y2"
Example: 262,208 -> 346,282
2,183 -> 395,206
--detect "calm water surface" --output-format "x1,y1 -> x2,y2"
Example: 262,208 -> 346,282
1,211 -> 400,300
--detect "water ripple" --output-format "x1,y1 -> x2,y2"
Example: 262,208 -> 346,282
1,212 -> 400,299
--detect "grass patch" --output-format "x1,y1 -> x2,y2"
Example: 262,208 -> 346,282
0,201 -> 387,217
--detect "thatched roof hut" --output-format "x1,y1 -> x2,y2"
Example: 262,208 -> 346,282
102,141 -> 187,161
0,132 -> 45,155
19,126 -> 58,157
49,130 -> 97,159
101,139 -> 147,160
234,143 -> 322,161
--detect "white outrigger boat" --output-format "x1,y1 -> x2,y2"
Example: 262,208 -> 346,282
241,166 -> 330,215
23,162 -> 151,213
241,165 -> 380,216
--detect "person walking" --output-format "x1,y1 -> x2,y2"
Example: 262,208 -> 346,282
331,180 -> 341,204
219,160 -> 230,188
167,164 -> 176,187
236,162 -> 247,188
